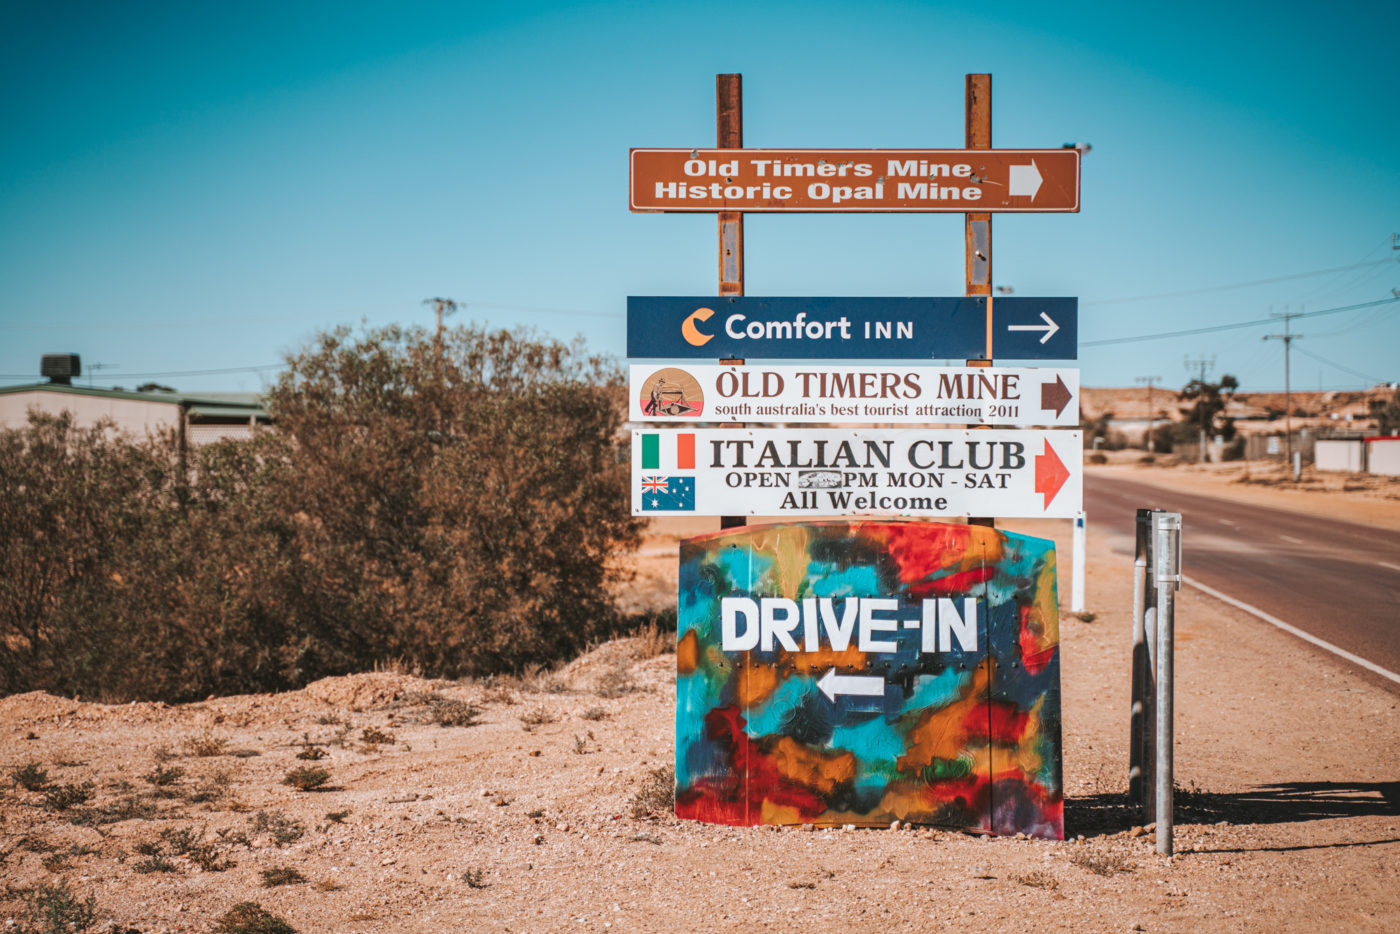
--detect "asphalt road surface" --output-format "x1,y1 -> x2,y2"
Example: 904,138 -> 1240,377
1084,471 -> 1400,692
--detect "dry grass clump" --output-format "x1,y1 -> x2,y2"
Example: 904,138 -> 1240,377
580,706 -> 608,721
143,763 -> 185,790
181,731 -> 229,757
634,620 -> 674,658
405,690 -> 483,727
1013,869 -> 1061,890
593,665 -> 636,699
461,867 -> 488,889
519,705 -> 557,731
282,767 -> 331,792
11,762 -> 51,791
479,677 -> 516,705
629,766 -> 675,818
260,866 -> 307,888
1070,850 -> 1137,876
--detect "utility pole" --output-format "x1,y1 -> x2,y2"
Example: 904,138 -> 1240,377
1264,310 -> 1304,479
1136,375 -> 1161,452
1183,355 -> 1214,463
424,297 -> 458,344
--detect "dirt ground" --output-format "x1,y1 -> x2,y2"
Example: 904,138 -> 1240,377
3,461 -> 1398,933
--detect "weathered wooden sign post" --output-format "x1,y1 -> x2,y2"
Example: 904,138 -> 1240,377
628,74 -> 1081,839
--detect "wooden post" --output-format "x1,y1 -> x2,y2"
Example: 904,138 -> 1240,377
965,73 -> 995,530
717,74 -> 746,530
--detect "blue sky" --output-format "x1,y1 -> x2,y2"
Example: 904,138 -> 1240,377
2,1 -> 1396,394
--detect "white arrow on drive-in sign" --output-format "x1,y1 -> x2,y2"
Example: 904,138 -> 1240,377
1007,311 -> 1061,344
816,669 -> 885,702
1008,160 -> 1043,200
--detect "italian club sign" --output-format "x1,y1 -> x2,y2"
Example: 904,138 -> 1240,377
631,428 -> 1082,519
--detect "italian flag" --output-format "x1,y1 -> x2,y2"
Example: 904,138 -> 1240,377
640,432 -> 695,470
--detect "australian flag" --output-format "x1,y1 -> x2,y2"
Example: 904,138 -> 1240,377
640,475 -> 695,511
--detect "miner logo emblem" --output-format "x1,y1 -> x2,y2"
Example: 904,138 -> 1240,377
640,367 -> 704,417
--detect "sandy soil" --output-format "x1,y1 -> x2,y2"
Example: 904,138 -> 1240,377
3,465 -> 1398,933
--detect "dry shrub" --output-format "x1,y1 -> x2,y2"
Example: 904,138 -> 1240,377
16,880 -> 97,933
630,766 -> 675,818
429,696 -> 481,727
11,762 -> 50,791
0,325 -> 642,703
215,901 -> 297,934
359,727 -> 395,749
249,812 -> 305,846
42,782 -> 93,811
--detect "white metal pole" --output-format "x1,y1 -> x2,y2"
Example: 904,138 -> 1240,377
1071,512 -> 1086,613
1153,511 -> 1182,855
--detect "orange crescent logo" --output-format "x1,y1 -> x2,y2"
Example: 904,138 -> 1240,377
682,307 -> 715,346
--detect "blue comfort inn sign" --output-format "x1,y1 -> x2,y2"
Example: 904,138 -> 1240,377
627,296 -> 1077,361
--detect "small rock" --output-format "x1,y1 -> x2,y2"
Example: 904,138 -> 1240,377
532,834 -> 544,845
556,822 -> 570,832
1128,826 -> 1145,838
800,824 -> 815,833
889,820 -> 902,831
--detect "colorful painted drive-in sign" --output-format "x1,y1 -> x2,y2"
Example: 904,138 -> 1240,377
631,148 -> 1080,212
676,520 -> 1063,838
631,428 -> 1082,518
627,296 -> 1078,361
629,364 -> 1079,427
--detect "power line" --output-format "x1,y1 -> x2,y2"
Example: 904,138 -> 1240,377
1082,257 -> 1396,306
1082,296 -> 1400,347
0,363 -> 286,380
1292,345 -> 1389,385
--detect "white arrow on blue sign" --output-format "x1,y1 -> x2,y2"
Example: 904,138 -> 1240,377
627,296 -> 1077,360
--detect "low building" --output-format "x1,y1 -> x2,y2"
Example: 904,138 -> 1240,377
0,355 -> 269,444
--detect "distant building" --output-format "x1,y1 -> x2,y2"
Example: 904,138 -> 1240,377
0,354 -> 269,444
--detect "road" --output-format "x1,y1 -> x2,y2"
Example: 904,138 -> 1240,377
1084,471 -> 1400,691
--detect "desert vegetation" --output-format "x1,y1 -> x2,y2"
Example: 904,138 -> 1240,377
0,324 -> 643,702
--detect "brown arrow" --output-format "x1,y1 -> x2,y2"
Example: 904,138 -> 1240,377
1041,375 -> 1073,418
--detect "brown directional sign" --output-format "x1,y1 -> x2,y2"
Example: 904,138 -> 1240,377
630,148 -> 1080,213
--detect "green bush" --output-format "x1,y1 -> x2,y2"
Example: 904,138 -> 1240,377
0,325 -> 642,701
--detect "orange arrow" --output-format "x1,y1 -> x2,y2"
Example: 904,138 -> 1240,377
1034,440 -> 1071,509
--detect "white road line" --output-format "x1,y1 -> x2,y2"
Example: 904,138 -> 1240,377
1279,534 -> 1305,545
1379,561 -> 1400,573
1184,574 -> 1400,686
1218,518 -> 1237,526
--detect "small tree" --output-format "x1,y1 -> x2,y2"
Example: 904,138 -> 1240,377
1179,374 -> 1239,441
1371,389 -> 1400,435
258,323 -> 643,679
